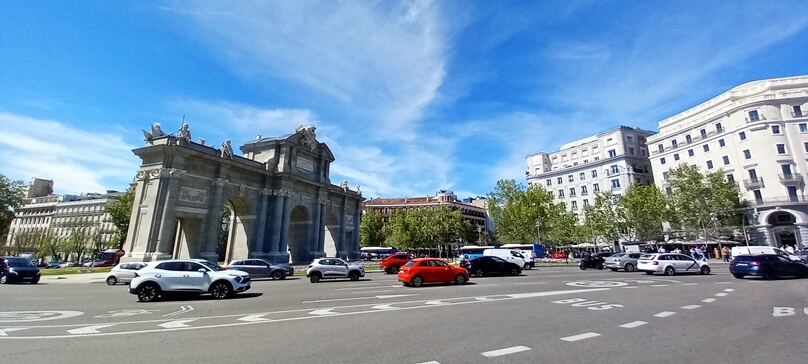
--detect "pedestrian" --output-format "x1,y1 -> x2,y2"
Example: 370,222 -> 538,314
659,246 -> 666,253
713,247 -> 720,260
694,246 -> 705,262
690,247 -> 696,259
722,246 -> 730,262
785,245 -> 796,254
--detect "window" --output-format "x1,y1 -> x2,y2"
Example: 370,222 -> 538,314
557,177 -> 563,184
753,189 -> 763,203
706,160 -> 714,169
748,110 -> 760,121
772,125 -> 781,134
628,147 -> 635,155
568,174 -> 574,182
776,144 -> 786,154
795,105 -> 804,117
703,144 -> 710,152
610,165 -> 619,174
686,135 -> 692,144
726,174 -> 734,182
739,132 -> 747,140
804,142 -> 808,153
674,153 -> 680,161
688,149 -> 694,157
722,156 -> 730,165
661,157 -> 666,164
748,169 -> 757,180
700,129 -> 707,138
608,149 -> 617,158
593,183 -> 600,192
545,179 -> 552,186
611,179 -> 621,188
579,172 -> 586,180
627,135 -> 633,142
715,122 -> 723,132
800,123 -> 808,133
557,189 -> 564,198
591,170 -> 598,178
569,188 -> 576,197
571,201 -> 578,210
665,187 -> 672,197
583,199 -> 589,206
718,139 -> 725,147
662,171 -> 669,180
743,149 -> 752,159
672,140 -> 678,148
581,185 -> 588,195
641,149 -> 646,156
658,144 -> 664,152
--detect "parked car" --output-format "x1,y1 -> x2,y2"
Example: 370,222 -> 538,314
106,262 -> 148,285
799,248 -> 808,263
398,258 -> 469,287
604,252 -> 642,272
379,253 -> 414,274
305,258 -> 365,283
462,256 -> 521,277
128,259 -> 250,302
731,246 -> 803,263
637,253 -> 711,276
47,261 -> 62,269
483,249 -> 532,269
729,254 -> 808,279
0,256 -> 42,284
227,258 -> 294,280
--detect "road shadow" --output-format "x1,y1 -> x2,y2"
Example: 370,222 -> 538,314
250,276 -> 303,282
309,278 -> 375,283
142,292 -> 264,303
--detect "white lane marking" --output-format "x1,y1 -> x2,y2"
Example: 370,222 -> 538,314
654,311 -> 676,318
560,332 -> 601,342
67,324 -> 115,334
702,298 -> 716,303
507,288 -> 609,299
682,283 -> 699,285
238,314 -> 270,322
425,300 -> 446,305
0,328 -> 27,336
619,321 -> 647,328
480,345 -> 532,358
622,286 -> 638,289
158,319 -> 195,328
515,281 -> 546,285
651,284 -> 669,287
163,305 -> 194,317
352,289 -> 396,294
302,294 -> 419,304
0,311 -> 84,323
370,304 -> 398,310
714,281 -> 733,284
417,361 -> 441,364
715,293 -> 727,297
333,285 -> 384,291
308,309 -> 336,316
681,305 -> 701,310
723,288 -> 735,292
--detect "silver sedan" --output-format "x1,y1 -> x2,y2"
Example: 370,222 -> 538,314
604,253 -> 642,272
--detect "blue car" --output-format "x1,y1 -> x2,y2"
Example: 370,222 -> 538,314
0,256 -> 42,284
730,254 -> 808,279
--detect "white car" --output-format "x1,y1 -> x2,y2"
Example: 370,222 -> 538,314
637,253 -> 711,276
129,259 -> 250,302
305,258 -> 365,283
105,262 -> 148,285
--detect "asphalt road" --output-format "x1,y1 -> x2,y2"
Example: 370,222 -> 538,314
1,263 -> 807,364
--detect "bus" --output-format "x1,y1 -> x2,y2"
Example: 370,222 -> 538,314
500,244 -> 545,261
360,247 -> 398,260
458,245 -> 495,260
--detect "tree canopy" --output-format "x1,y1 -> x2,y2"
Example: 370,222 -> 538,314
486,179 -> 573,245
107,187 -> 135,246
359,209 -> 385,247
666,164 -> 742,238
0,173 -> 25,240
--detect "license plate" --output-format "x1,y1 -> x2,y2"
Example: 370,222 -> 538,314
22,276 -> 33,280
736,263 -> 747,266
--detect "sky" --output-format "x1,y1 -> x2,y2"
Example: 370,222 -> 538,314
2,1 -> 808,200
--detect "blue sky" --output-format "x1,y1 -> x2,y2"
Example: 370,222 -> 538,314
2,1 -> 808,199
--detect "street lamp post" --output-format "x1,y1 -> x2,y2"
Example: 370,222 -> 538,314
743,208 -> 759,247
710,212 -> 721,250
535,220 -> 542,246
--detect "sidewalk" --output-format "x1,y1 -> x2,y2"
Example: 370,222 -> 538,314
42,272 -> 109,284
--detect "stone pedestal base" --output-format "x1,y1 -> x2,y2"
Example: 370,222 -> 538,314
198,251 -> 219,263
266,252 -> 290,264
311,250 -> 326,259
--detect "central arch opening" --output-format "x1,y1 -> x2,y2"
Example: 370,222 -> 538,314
768,211 -> 797,248
324,212 -> 339,258
288,205 -> 311,264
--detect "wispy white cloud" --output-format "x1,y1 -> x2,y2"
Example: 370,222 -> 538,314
0,112 -> 140,195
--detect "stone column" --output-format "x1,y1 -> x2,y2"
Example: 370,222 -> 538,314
252,188 -> 271,257
154,168 -> 185,259
277,192 -> 292,262
337,196 -> 347,257
199,177 -> 227,262
267,190 -> 286,262
351,199 -> 361,259
312,199 -> 326,257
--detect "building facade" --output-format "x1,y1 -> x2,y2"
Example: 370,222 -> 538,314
362,190 -> 489,232
525,126 -> 656,218
647,75 -> 808,248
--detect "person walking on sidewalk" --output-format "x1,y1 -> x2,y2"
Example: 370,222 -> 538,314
722,246 -> 731,262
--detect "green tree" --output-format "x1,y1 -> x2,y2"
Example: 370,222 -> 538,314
359,209 -> 385,247
384,209 -> 417,250
0,174 -> 25,240
382,206 -> 466,251
667,164 -> 742,238
581,191 -> 621,244
63,223 -> 96,263
9,229 -> 44,255
619,184 -> 670,242
37,229 -> 64,260
487,180 -> 557,244
107,187 -> 135,247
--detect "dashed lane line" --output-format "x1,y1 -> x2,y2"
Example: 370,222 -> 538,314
619,321 -> 647,328
416,361 -> 441,364
702,298 -> 716,303
682,283 -> 699,286
651,284 -> 669,287
681,305 -> 701,310
621,286 -> 638,289
560,332 -> 601,342
715,293 -> 728,297
723,288 -> 735,292
654,311 -> 676,318
481,346 -> 531,358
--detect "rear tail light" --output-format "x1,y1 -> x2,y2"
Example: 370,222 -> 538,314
729,259 -> 735,265
652,261 -> 659,265
749,261 -> 761,266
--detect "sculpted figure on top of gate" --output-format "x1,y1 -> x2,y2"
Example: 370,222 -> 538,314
296,124 -> 318,151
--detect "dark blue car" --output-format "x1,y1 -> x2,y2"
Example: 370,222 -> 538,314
0,256 -> 42,284
730,254 -> 808,280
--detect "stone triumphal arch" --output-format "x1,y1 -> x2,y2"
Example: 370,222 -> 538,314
123,123 -> 363,264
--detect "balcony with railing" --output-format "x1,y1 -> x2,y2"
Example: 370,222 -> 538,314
748,195 -> 808,206
792,111 -> 805,118
779,174 -> 804,184
745,115 -> 767,123
743,177 -> 765,189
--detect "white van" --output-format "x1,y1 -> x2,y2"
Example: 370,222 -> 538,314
483,249 -> 533,269
731,246 -> 805,263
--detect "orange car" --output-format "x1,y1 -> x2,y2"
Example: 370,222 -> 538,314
397,258 -> 470,287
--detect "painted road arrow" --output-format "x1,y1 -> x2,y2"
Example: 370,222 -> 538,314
0,328 -> 27,336
302,294 -> 418,304
67,325 -> 115,335
158,319 -> 196,328
308,309 -> 335,316
238,314 -> 270,322
371,304 -> 399,310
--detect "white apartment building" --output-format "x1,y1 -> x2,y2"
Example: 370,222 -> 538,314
647,75 -> 808,248
526,126 -> 656,219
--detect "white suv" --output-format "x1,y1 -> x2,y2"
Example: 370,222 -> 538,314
129,259 -> 250,302
306,258 -> 365,283
637,253 -> 711,276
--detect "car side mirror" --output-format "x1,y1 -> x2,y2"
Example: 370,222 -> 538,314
198,268 -> 207,274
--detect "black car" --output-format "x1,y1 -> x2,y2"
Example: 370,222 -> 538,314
729,254 -> 808,279
0,256 -> 42,284
462,256 -> 522,277
227,258 -> 295,279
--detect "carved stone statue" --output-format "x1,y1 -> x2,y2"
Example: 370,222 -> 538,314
142,122 -> 166,142
296,124 -> 318,151
178,123 -> 192,144
355,184 -> 361,195
198,137 -> 206,145
221,139 -> 234,160
339,180 -> 349,192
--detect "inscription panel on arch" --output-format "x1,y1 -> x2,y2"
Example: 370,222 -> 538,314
179,187 -> 208,204
296,156 -> 315,172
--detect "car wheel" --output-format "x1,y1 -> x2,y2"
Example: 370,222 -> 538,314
597,263 -> 604,270
349,271 -> 360,281
137,283 -> 160,302
579,264 -> 586,270
644,271 -> 654,275
700,266 -> 711,275
524,263 -> 531,270
30,277 -> 39,284
475,269 -> 485,277
411,276 -> 424,287
271,270 -> 284,280
309,273 -> 321,283
210,281 -> 232,299
664,266 -> 675,276
106,276 -> 118,285
0,275 -> 8,284
763,270 -> 776,280
732,273 -> 745,279
510,268 -> 520,276
389,266 -> 399,274
455,274 -> 467,285
625,263 -> 635,272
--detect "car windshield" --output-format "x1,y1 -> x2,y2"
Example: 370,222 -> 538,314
6,258 -> 34,267
403,261 -> 415,267
198,261 -> 224,271
639,254 -> 655,260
